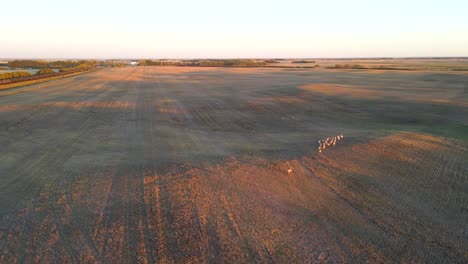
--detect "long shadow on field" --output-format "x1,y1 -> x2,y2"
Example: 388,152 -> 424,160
1,132 -> 467,263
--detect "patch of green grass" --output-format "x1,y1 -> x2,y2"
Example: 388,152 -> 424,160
355,120 -> 468,141
419,123 -> 468,140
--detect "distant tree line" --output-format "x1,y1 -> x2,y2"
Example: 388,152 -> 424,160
0,60 -> 98,81
198,59 -> 266,67
100,61 -> 127,67
451,67 -> 468,71
8,60 -> 48,68
327,64 -> 367,69
138,59 -> 268,67
292,60 -> 316,64
49,60 -> 96,68
264,59 -> 281,63
327,64 -> 412,70
139,60 -> 186,66
8,60 -> 97,70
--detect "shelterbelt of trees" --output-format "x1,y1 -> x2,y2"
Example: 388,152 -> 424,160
7,60 -> 98,69
0,68 -> 62,80
0,71 -> 32,80
0,60 -> 99,80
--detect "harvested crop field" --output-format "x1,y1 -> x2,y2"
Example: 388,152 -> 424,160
1,66 -> 467,263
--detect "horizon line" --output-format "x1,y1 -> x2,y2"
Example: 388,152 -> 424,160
2,56 -> 468,61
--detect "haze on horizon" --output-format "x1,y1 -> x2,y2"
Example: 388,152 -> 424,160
2,0 -> 468,59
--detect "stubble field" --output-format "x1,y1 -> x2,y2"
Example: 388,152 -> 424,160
1,66 -> 467,263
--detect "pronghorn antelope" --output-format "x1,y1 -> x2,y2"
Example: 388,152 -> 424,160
317,134 -> 344,153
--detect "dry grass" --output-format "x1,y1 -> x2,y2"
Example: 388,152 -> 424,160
300,83 -> 384,99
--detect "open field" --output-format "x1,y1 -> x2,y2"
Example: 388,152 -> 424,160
264,58 -> 468,71
1,66 -> 467,263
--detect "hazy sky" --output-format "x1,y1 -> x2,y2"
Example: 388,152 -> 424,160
2,0 -> 468,58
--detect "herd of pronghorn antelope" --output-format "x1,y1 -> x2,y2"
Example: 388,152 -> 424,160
318,134 -> 344,153
288,134 -> 344,174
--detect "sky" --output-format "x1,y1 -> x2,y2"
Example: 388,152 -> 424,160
2,0 -> 468,59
